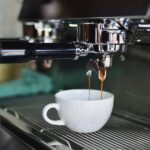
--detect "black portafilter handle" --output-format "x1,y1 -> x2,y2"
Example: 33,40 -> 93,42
0,41 -> 87,63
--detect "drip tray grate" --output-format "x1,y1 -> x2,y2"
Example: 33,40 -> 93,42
11,105 -> 150,150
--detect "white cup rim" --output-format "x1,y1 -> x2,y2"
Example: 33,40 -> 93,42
55,89 -> 114,102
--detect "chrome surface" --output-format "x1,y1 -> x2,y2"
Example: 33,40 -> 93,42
138,24 -> 150,28
78,21 -> 129,44
0,49 -> 25,56
77,19 -> 133,56
22,17 -> 150,67
0,108 -> 73,150
102,55 -> 113,68
74,43 -> 90,60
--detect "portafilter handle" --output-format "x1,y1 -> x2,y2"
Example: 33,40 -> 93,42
0,41 -> 89,63
0,40 -> 121,67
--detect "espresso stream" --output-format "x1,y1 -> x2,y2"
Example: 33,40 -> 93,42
99,67 -> 105,99
88,68 -> 105,100
88,76 -> 91,100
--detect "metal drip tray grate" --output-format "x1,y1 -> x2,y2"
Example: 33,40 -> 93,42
11,105 -> 150,150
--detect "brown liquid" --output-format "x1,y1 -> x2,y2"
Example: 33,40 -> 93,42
99,68 -> 105,99
88,68 -> 105,100
100,80 -> 104,99
88,76 -> 91,100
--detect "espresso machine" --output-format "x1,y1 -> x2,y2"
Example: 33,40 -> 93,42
1,19 -> 149,67
0,0 -> 149,68
0,0 -> 150,150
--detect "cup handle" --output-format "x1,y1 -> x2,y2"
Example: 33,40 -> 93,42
42,103 -> 65,126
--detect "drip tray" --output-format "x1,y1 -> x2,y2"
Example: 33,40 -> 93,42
7,104 -> 150,150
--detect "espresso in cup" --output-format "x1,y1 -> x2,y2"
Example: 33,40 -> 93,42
42,89 -> 114,133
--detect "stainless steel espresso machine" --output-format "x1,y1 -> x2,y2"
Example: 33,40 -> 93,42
0,19 -> 149,67
0,1 -> 150,67
0,0 -> 150,150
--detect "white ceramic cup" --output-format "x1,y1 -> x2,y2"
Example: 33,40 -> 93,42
42,89 -> 114,133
